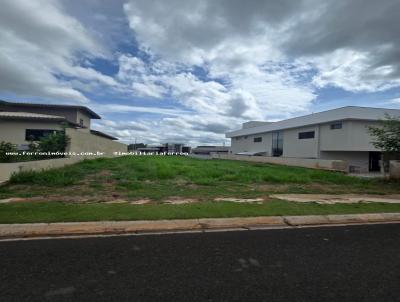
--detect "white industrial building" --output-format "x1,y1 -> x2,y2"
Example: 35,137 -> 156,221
226,106 -> 400,173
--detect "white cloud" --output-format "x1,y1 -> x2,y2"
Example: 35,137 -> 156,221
124,0 -> 400,95
93,112 -> 239,146
310,49 -> 400,92
3,0 -> 400,146
114,0 -> 322,144
95,103 -> 192,116
0,0 -> 116,102
387,97 -> 400,104
122,0 -> 318,121
114,0 -> 400,144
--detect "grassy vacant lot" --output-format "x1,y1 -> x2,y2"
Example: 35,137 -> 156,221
0,155 -> 400,223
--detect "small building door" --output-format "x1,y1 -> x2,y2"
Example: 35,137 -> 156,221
369,152 -> 381,172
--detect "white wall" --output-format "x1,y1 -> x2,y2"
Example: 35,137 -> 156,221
76,110 -> 91,128
230,132 -> 272,155
231,126 -> 320,158
66,128 -> 127,156
0,157 -> 84,182
320,120 -> 379,151
0,129 -> 127,182
0,120 -> 62,145
212,153 -> 348,172
282,126 -> 319,158
230,119 -> 381,160
0,121 -> 126,155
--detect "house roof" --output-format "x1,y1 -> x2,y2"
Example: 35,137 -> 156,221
226,106 -> 400,138
0,111 -> 66,121
90,129 -> 118,140
0,111 -> 85,128
0,100 -> 101,119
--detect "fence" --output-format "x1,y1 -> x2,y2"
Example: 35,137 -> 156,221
0,157 -> 85,182
211,153 -> 348,172
0,129 -> 127,182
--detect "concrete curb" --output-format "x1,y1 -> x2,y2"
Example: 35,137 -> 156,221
0,213 -> 400,239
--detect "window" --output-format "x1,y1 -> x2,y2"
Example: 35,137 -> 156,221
272,132 -> 283,156
254,137 -> 262,143
330,122 -> 342,130
244,136 -> 248,139
25,129 -> 58,141
298,131 -> 315,139
79,118 -> 84,126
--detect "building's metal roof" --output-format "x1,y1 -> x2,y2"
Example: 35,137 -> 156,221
226,106 -> 400,138
90,129 -> 118,140
0,111 -> 66,121
0,100 -> 101,119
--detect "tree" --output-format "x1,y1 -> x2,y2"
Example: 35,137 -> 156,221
369,114 -> 400,175
368,114 -> 400,153
38,130 -> 70,158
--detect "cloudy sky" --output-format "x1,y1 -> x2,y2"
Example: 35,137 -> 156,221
1,0 -> 400,146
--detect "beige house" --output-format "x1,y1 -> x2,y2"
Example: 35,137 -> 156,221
226,106 -> 400,173
0,100 -> 126,156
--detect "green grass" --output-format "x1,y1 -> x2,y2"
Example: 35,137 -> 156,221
2,156 -> 400,203
1,156 -> 400,224
1,201 -> 400,224
7,156 -> 359,185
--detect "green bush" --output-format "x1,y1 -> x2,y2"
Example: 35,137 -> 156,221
0,141 -> 18,163
38,130 -> 70,157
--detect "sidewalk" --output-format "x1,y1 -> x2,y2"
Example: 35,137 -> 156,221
1,213 -> 400,239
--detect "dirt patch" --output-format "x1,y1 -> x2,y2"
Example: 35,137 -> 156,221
103,199 -> 130,204
103,198 -> 153,205
251,183 -> 354,194
0,197 -> 28,204
0,195 -> 94,203
251,184 -> 292,192
271,194 -> 400,204
214,197 -> 265,203
162,197 -> 199,204
129,198 -> 152,205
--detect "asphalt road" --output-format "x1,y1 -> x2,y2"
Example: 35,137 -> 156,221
0,224 -> 399,302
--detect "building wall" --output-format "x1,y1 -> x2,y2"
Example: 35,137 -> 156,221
231,119 -> 381,160
0,157 -> 84,182
0,120 -> 63,145
282,125 -> 319,158
212,153 -> 348,172
76,110 -> 91,128
231,125 -> 320,158
320,151 -> 370,173
319,120 -> 379,151
230,132 -> 272,155
0,121 -> 126,156
66,128 -> 127,156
